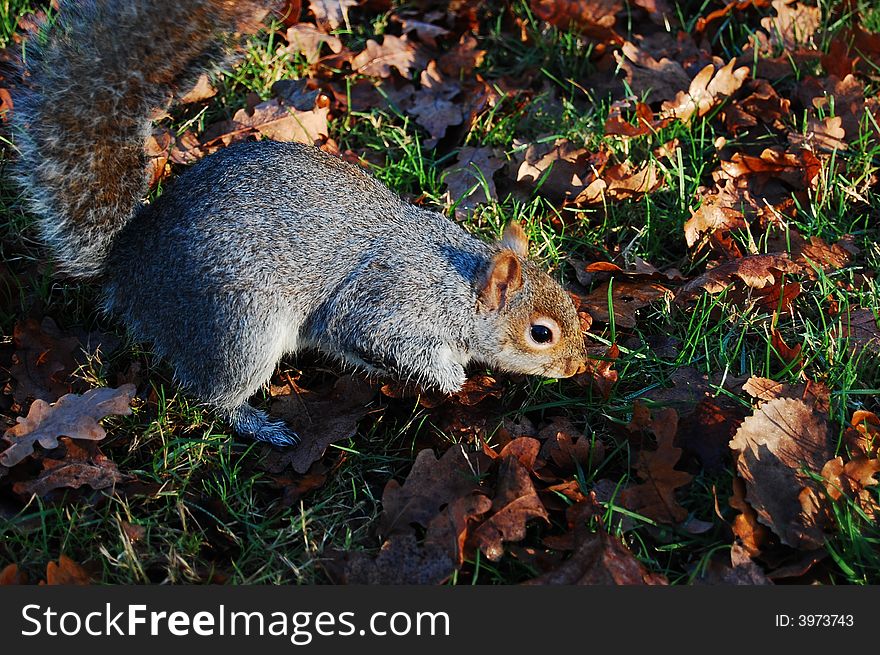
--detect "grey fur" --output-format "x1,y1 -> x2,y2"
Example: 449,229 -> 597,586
11,0 -> 588,445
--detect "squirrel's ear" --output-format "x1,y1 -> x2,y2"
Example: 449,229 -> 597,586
499,222 -> 529,258
479,250 -> 524,311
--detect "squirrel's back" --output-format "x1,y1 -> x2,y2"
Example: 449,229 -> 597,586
104,141 -> 492,360
11,0 -> 278,278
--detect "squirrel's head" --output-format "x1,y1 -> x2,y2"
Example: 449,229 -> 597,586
472,223 -> 588,379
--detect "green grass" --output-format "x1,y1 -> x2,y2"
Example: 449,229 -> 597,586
1,0 -> 879,585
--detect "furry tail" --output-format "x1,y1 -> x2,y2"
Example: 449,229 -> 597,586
10,0 -> 278,278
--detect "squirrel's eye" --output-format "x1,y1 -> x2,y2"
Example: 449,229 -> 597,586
530,324 -> 553,344
526,316 -> 560,348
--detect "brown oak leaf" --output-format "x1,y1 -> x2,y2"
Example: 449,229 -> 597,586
660,59 -> 749,124
286,23 -> 344,63
0,385 -> 136,467
514,138 -> 593,201
12,438 -> 123,498
524,530 -> 668,584
10,317 -> 80,403
619,407 -> 694,524
406,61 -> 463,147
471,452 -> 550,561
265,375 -> 376,474
0,564 -> 27,585
340,533 -> 454,584
308,0 -> 359,31
352,34 -> 426,78
380,444 -> 482,536
442,146 -> 505,213
614,42 -> 691,104
41,555 -> 91,585
821,456 -> 880,520
730,475 -> 771,556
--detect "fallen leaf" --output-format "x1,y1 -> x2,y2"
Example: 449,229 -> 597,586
756,0 -> 820,52
178,73 -> 217,104
471,451 -> 549,561
405,61 -> 463,146
833,308 -> 880,354
676,399 -> 743,473
12,438 -> 123,497
575,279 -> 671,329
729,397 -> 833,548
742,377 -> 830,413
0,385 -> 136,467
437,34 -> 486,76
683,203 -> 747,256
227,95 -> 329,145
615,42 -> 691,104
340,534 -> 455,584
42,555 -> 90,585
0,564 -> 26,585
352,34 -> 426,78
514,138 -> 593,201
676,254 -> 801,302
379,445 -> 482,535
523,530 -> 668,584
573,161 -> 662,204
660,59 -> 749,124
821,456 -> 880,520
442,146 -> 504,212
309,0 -> 359,31
395,16 -> 451,49
286,23 -> 344,63
10,317 -> 80,403
730,476 -> 771,556
529,0 -> 622,43
424,492 -> 493,565
619,407 -> 694,524
266,375 -> 376,474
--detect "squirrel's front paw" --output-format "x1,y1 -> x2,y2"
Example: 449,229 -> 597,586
229,404 -> 299,447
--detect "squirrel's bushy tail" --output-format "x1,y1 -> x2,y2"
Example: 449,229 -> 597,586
11,0 -> 277,278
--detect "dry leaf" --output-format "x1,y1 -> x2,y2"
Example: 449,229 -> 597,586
515,138 -> 593,201
471,452 -> 550,561
309,0 -> 359,31
619,407 -> 694,524
661,59 -> 749,124
286,23 -> 344,63
529,0 -> 622,43
0,564 -> 27,585
10,317 -> 80,403
524,530 -> 668,584
677,254 -> 801,301
575,279 -> 671,329
729,397 -> 833,548
229,96 -> 329,145
406,61 -> 463,146
352,34 -> 425,78
339,533 -> 455,584
380,445 -> 482,535
730,475 -> 770,556
615,42 -> 691,103
13,438 -> 123,497
437,34 -> 486,76
266,375 -> 376,474
42,555 -> 90,585
821,456 -> 880,520
1,385 -> 136,467
442,146 -> 504,212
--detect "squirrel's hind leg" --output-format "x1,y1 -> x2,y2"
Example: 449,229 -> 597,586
228,404 -> 299,447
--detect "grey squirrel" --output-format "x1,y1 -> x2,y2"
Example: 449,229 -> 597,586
9,0 -> 588,446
